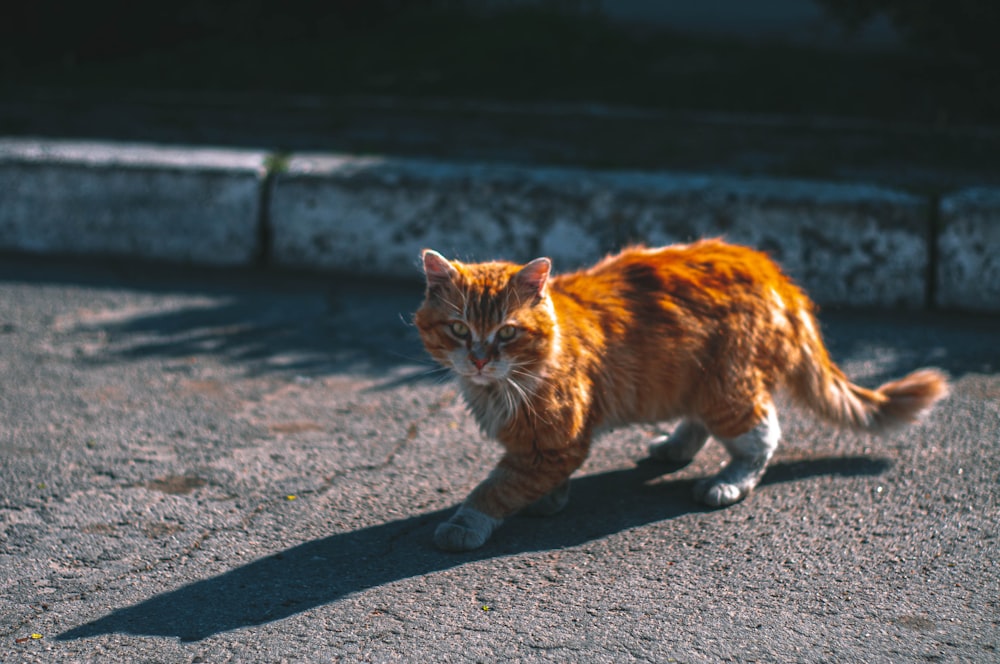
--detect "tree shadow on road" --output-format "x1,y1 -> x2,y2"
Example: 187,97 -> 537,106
0,253 -> 430,377
56,454 -> 889,643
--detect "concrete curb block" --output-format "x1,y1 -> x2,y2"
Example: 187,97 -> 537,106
0,139 -> 266,266
1,138 -> 997,312
271,154 -> 928,308
938,188 -> 1000,312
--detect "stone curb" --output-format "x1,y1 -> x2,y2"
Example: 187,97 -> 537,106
270,154 -> 929,308
0,139 -> 267,266
938,188 -> 1000,312
1,138 -> 997,312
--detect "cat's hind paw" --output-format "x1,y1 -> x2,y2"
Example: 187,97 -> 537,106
521,481 -> 571,517
693,478 -> 748,507
433,505 -> 502,552
648,420 -> 710,465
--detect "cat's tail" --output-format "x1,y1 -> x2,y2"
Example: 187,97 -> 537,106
789,331 -> 949,433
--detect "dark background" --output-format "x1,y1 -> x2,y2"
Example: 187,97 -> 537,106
2,0 -> 998,187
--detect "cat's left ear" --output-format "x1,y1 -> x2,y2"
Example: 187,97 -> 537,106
513,257 -> 551,302
422,249 -> 458,287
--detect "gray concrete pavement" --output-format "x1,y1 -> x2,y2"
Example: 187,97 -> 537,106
1,255 -> 997,662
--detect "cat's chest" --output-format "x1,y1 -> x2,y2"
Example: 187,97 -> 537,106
462,384 -> 514,438
462,378 -> 592,451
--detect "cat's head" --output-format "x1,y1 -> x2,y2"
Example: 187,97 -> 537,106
414,249 -> 558,387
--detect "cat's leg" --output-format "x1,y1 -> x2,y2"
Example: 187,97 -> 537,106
434,449 -> 585,552
521,480 -> 571,516
648,419 -> 710,464
694,403 -> 780,507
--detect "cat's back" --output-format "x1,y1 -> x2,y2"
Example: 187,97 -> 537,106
553,239 -> 805,312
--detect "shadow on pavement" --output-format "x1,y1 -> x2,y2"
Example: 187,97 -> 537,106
57,454 -> 889,643
817,309 -> 1000,383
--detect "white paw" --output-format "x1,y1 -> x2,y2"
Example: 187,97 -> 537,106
433,506 -> 502,552
693,479 -> 746,507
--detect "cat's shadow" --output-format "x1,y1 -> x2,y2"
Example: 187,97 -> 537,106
57,455 -> 889,643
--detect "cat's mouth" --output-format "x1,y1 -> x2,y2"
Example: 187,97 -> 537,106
449,356 -> 506,386
458,364 -> 508,386
465,372 -> 498,386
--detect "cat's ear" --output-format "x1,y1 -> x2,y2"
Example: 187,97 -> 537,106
513,257 -> 551,302
422,249 -> 458,287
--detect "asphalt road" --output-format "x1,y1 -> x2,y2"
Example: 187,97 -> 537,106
1,255 -> 998,663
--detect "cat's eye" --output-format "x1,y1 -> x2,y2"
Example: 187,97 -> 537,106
449,321 -> 470,338
497,325 -> 517,341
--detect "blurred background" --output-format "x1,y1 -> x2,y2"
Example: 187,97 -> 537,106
2,0 -> 998,190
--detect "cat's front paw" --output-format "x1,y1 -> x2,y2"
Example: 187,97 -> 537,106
433,505 -> 502,552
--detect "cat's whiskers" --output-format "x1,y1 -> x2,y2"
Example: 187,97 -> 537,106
406,364 -> 451,378
503,376 -> 535,418
377,349 -> 457,385
502,283 -> 519,319
508,362 -> 544,387
501,382 -> 518,420
441,294 -> 463,318
458,287 -> 472,322
508,364 -> 544,387
385,349 -> 444,366
429,365 -> 459,384
397,363 -> 455,389
504,368 -> 555,426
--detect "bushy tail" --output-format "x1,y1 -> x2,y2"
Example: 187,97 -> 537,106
790,342 -> 949,434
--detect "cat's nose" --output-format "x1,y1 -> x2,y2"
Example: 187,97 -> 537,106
469,343 -> 490,370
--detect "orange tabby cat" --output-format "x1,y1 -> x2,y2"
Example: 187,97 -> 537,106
415,239 -> 949,551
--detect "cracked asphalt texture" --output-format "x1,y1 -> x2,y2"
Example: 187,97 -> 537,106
1,255 -> 998,663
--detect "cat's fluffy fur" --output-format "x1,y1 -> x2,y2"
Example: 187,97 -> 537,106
415,239 -> 949,551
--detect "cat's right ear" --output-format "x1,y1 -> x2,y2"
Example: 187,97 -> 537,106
513,257 -> 551,302
421,249 -> 458,287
